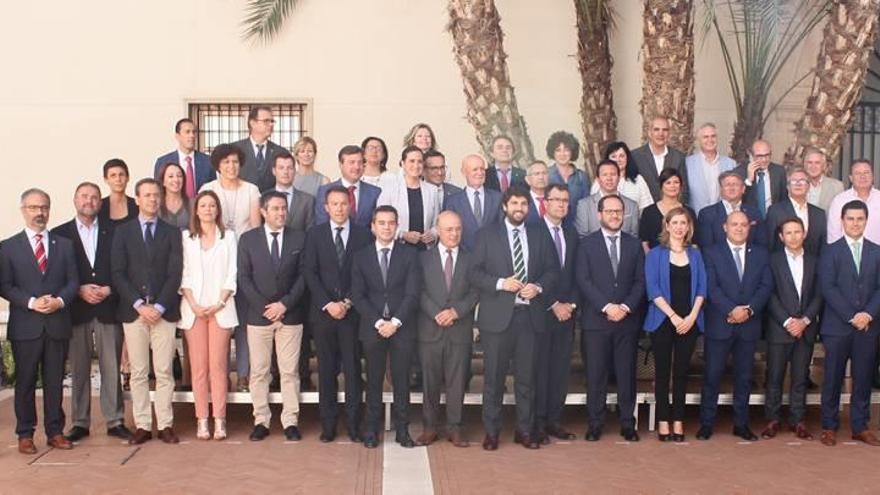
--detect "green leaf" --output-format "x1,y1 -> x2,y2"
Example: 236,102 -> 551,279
241,0 -> 300,44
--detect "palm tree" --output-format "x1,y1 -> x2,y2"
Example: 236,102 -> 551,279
786,0 -> 880,165
575,0 -> 617,173
241,0 -> 300,43
640,0 -> 697,153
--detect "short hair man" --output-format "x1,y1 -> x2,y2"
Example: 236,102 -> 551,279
764,167 -> 826,255
524,160 -> 550,226
696,171 -> 767,248
271,151 -> 315,232
733,139 -> 788,219
485,135 -> 525,192
153,118 -> 216,197
314,145 -> 382,227
827,160 -> 880,244
630,116 -> 690,203
574,159 -> 639,237
442,154 -> 503,251
804,148 -> 844,211
233,105 -> 287,192
424,149 -> 462,201
685,123 -> 736,213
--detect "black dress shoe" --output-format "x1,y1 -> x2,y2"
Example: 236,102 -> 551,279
284,426 -> 302,441
672,433 -> 685,443
364,434 -> 379,449
733,426 -> 758,441
320,428 -> 336,443
107,425 -> 133,440
65,426 -> 90,442
513,431 -> 540,449
249,424 -> 270,441
696,426 -> 713,440
546,424 -> 576,440
584,429 -> 601,442
349,431 -> 364,443
395,430 -> 415,448
657,433 -> 670,442
621,428 -> 640,442
535,430 -> 551,445
482,434 -> 499,451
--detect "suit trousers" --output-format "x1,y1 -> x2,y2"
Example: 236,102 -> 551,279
535,319 -> 575,429
248,323 -> 303,428
821,331 -> 879,433
765,338 -> 815,425
650,321 -> 700,422
313,318 -> 362,432
700,334 -> 757,429
363,334 -> 414,434
123,318 -> 177,430
11,334 -> 68,438
233,296 -> 249,379
419,336 -> 472,432
69,318 -> 124,429
481,308 -> 536,436
184,316 -> 231,419
583,327 -> 638,430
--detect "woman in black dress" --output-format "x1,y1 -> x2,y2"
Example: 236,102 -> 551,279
639,168 -> 695,253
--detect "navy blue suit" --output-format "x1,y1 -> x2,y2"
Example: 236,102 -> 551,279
819,237 -> 880,434
314,180 -> 381,227
153,150 -> 216,193
696,201 -> 766,249
442,188 -> 502,252
525,195 -> 544,226
700,242 -> 773,429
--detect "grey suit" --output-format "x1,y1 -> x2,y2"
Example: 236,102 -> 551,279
234,138 -> 287,193
574,192 -> 639,238
631,144 -> 689,204
273,187 -> 315,232
810,176 -> 845,211
418,246 -> 478,433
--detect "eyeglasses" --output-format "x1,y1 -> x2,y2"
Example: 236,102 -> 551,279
601,208 -> 624,215
23,205 -> 50,212
255,118 -> 275,124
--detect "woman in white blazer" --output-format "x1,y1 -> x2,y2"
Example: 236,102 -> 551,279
377,146 -> 440,248
179,191 -> 238,441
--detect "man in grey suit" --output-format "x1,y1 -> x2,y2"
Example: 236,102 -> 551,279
733,139 -> 787,219
424,149 -> 462,202
804,148 -> 844,211
234,105 -> 287,192
271,151 -> 315,232
575,160 -> 639,237
415,211 -> 478,447
631,116 -> 689,203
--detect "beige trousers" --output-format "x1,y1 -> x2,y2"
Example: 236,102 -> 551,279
123,318 -> 177,430
248,322 -> 303,428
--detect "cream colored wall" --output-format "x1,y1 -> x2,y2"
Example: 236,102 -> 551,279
0,0 -> 820,237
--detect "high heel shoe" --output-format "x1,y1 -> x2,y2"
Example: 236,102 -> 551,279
672,422 -> 685,442
672,433 -> 685,442
657,422 -> 671,442
196,419 -> 211,440
213,418 -> 227,441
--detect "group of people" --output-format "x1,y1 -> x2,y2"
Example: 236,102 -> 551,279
3,107 -> 880,457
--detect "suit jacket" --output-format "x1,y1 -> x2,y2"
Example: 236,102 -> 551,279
98,195 -> 138,227
734,162 -> 787,214
484,164 -> 526,192
703,242 -> 774,341
377,175 -> 441,237
696,201 -> 767,248
764,199 -> 826,255
314,179 -> 381,227
574,192 -> 639,238
51,219 -> 117,325
469,222 -> 559,333
180,228 -> 239,329
576,230 -> 645,333
417,246 -> 478,344
767,250 -> 822,344
111,218 -> 183,323
442,188 -> 503,252
541,222 -> 579,306
351,242 -> 422,342
438,182 -> 462,201
0,231 -> 79,340
644,245 -> 707,332
631,144 -> 689,204
237,227 -> 306,325
811,176 -> 845,211
273,187 -> 315,232
153,150 -> 216,192
819,237 -> 880,337
234,138 -> 287,193
685,152 -> 736,213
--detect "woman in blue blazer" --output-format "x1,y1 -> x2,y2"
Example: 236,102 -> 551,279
644,206 -> 706,442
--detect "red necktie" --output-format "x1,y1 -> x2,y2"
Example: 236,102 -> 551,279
500,169 -> 510,192
34,233 -> 47,274
348,185 -> 358,218
538,197 -> 546,217
185,156 -> 195,198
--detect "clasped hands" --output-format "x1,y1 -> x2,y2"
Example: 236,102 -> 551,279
851,311 -> 873,332
31,294 -> 63,314
726,305 -> 751,325
501,276 -> 540,300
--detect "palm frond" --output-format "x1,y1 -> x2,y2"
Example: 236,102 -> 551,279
241,0 -> 300,44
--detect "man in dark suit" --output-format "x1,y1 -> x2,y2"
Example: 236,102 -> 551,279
524,160 -> 549,226
111,178 -> 183,445
577,194 -> 645,442
470,186 -> 559,450
0,188 -> 78,454
233,105 -> 287,192
734,139 -> 787,220
764,167 -> 826,255
238,191 -> 308,442
351,206 -> 422,449
424,149 -> 462,201
153,118 -> 215,197
696,171 -> 766,248
761,217 -> 822,441
631,116 -> 689,203
51,183 -> 130,443
818,200 -> 880,447
414,211 -> 479,447
271,151 -> 315,232
535,184 -> 579,443
485,135 -> 526,192
304,185 -> 373,442
314,145 -> 382,227
443,154 -> 503,252
698,211 -> 774,441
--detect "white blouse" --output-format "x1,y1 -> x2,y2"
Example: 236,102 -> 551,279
199,180 -> 260,237
179,227 -> 239,329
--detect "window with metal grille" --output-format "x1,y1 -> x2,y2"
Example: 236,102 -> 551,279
187,102 -> 308,153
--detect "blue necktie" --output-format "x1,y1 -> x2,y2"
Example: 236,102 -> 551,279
756,170 -> 767,219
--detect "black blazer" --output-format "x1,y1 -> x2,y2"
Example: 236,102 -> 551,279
98,195 -> 138,227
631,144 -> 689,204
696,201 -> 767,249
0,231 -> 79,340
469,222 -> 559,334
237,227 -> 307,326
576,230 -> 645,333
418,246 -> 479,344
351,242 -> 422,342
111,218 -> 183,323
543,222 -> 579,306
734,162 -> 788,212
764,199 -> 826,255
234,138 -> 287,193
51,219 -> 118,325
766,250 -> 823,344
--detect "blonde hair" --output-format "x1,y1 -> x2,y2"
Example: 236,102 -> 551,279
658,206 -> 694,247
293,136 -> 317,164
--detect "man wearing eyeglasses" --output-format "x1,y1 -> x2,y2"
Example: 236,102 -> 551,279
234,105 -> 287,192
524,160 -> 550,226
423,150 -> 461,202
734,139 -> 787,220
764,167 -> 827,255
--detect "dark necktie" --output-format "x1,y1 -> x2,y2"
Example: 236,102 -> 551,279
473,190 -> 483,226
733,246 -> 744,281
553,226 -> 564,267
348,185 -> 358,218
270,232 -> 281,269
144,221 -> 155,252
607,235 -> 619,278
334,227 -> 345,267
444,249 -> 454,291
756,169 -> 767,219
380,247 -> 391,318
256,144 -> 266,170
512,228 -> 526,283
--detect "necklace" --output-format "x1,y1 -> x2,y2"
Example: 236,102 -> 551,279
218,183 -> 239,231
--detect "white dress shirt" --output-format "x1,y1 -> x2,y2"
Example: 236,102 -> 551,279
76,217 -> 99,268
250,138 -> 268,160
330,219 -> 351,247
438,242 -> 459,271
827,188 -> 880,244
789,197 -> 810,233
465,186 -> 486,215
701,152 -> 722,204
545,218 -> 566,264
264,224 -> 284,253
652,146 -> 668,175
496,219 -> 531,305
25,227 -> 56,310
721,199 -> 742,215
373,240 -> 402,328
782,248 -> 806,328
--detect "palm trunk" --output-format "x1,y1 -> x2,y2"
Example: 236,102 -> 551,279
575,0 -> 617,176
448,0 -> 535,163
640,0 -> 696,153
786,0 -> 880,166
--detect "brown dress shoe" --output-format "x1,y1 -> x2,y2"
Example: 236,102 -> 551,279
789,423 -> 813,441
513,431 -> 540,449
47,434 -> 73,450
415,431 -> 438,446
448,431 -> 469,448
482,434 -> 499,451
760,420 -> 780,439
852,430 -> 880,446
158,427 -> 180,444
129,428 -> 153,445
18,438 -> 37,455
820,430 -> 836,447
